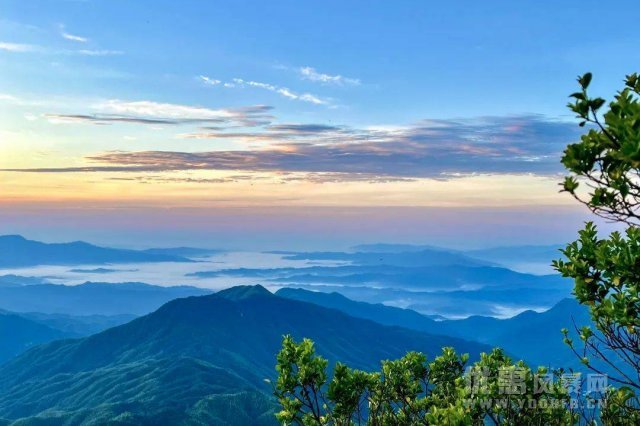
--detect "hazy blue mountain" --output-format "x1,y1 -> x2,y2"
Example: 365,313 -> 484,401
0,311 -> 71,364
0,275 -> 49,287
190,263 -> 565,290
463,244 -> 564,274
275,278 -> 570,318
277,287 -> 589,368
19,312 -> 137,337
0,235 -> 192,267
403,284 -> 571,317
352,243 -> 457,253
67,267 -> 137,274
464,244 -> 563,264
189,261 -> 570,318
439,298 -> 591,367
271,264 -> 565,290
277,288 -> 445,329
341,242 -> 563,274
0,279 -> 211,316
348,242 -> 563,267
142,247 -> 222,257
279,248 -> 491,267
0,285 -> 491,424
0,309 -> 133,365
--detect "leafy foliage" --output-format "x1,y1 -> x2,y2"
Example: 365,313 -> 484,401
561,72 -> 640,224
274,336 -> 578,425
554,73 -> 640,422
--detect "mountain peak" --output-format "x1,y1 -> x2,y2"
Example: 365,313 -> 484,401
0,235 -> 27,242
216,285 -> 272,301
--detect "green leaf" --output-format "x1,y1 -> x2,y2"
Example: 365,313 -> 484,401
579,72 -> 593,89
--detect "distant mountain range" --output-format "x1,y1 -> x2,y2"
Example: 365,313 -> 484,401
350,242 -> 564,274
249,262 -> 571,317
278,247 -> 492,267
0,311 -> 69,364
0,310 -> 135,364
265,264 -> 565,290
277,288 -> 590,368
185,243 -> 569,318
0,235 -> 585,424
352,242 -> 564,264
0,285 -> 491,424
67,267 -> 138,274
0,235 -> 196,267
18,311 -> 137,337
464,244 -> 564,265
141,247 -> 222,258
189,265 -> 570,318
352,243 -> 459,253
0,276 -> 211,316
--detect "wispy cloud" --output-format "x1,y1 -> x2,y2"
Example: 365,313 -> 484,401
233,78 -> 329,105
199,75 -> 330,105
45,100 -> 274,127
299,67 -> 360,86
0,42 -> 37,52
7,115 -> 582,180
0,41 -> 120,56
59,24 -> 88,43
76,49 -> 123,56
199,75 -> 221,86
0,93 -> 20,102
45,114 -> 188,125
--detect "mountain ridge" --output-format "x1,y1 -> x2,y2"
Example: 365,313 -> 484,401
277,287 -> 590,368
0,285 -> 492,424
0,235 -> 194,268
0,279 -> 211,316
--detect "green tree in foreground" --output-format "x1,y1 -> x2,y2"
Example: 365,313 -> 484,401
560,72 -> 640,225
274,73 -> 640,424
274,336 -> 576,425
552,72 -> 640,419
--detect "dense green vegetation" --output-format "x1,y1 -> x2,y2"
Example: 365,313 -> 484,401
274,73 -> 640,424
0,285 -> 489,424
275,337 -> 578,425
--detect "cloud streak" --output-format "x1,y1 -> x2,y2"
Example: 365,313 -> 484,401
46,100 -> 275,127
299,67 -> 360,86
76,49 -> 123,56
6,115 -> 582,180
0,41 -> 120,56
0,42 -> 37,52
60,25 -> 88,43
199,75 -> 330,105
199,75 -> 221,86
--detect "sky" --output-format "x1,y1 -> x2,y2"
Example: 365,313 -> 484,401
1,0 -> 639,249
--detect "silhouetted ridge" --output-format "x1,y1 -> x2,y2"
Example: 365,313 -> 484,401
0,235 -> 194,267
0,279 -> 211,316
217,284 -> 273,301
0,285 -> 491,424
276,288 -> 595,368
0,311 -> 71,363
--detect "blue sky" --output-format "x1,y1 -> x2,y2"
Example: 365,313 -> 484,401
0,0 -> 638,248
4,0 -> 639,120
